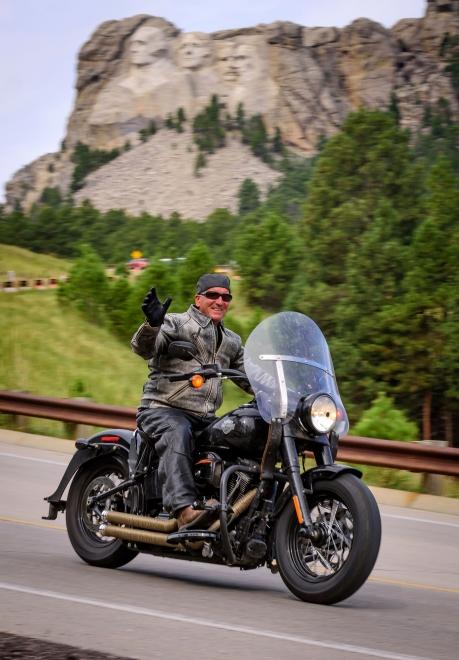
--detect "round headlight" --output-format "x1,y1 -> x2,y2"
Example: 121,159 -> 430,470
310,394 -> 337,433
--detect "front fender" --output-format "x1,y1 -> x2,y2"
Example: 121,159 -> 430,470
43,428 -> 133,520
273,464 -> 362,519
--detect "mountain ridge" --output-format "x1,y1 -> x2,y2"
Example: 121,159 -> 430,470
5,0 -> 459,217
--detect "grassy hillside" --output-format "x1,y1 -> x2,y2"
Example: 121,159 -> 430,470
0,244 -> 71,279
0,290 -> 145,404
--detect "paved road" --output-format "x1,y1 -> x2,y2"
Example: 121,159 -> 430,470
1,437 -> 458,660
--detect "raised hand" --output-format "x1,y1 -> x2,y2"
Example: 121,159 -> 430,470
141,287 -> 172,327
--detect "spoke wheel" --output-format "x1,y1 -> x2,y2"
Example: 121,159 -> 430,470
290,498 -> 353,578
275,474 -> 381,604
66,457 -> 138,568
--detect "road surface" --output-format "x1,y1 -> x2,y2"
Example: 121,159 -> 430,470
1,435 -> 458,660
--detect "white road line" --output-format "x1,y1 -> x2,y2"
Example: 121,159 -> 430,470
0,582 -> 430,660
382,514 -> 459,529
0,452 -> 67,466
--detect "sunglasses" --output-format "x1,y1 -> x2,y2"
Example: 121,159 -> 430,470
200,291 -> 233,303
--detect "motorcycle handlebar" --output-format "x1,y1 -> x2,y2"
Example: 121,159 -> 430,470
156,366 -> 248,383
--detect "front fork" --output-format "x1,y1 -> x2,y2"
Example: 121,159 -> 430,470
259,420 -> 332,542
281,434 -> 326,541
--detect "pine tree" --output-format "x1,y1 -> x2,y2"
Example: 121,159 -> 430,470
331,201 -> 407,410
236,212 -> 302,310
397,156 -> 459,441
242,114 -> 269,161
194,152 -> 207,176
238,179 -> 260,216
272,127 -> 284,154
288,109 -> 422,334
236,102 -> 245,130
57,245 -> 109,323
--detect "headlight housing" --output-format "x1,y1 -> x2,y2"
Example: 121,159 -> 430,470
298,393 -> 337,434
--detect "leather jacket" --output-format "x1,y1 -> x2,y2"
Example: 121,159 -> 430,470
131,305 -> 251,416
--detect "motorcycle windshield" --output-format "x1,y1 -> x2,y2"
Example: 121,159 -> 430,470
244,312 -> 349,435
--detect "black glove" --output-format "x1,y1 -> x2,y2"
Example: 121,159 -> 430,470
141,287 -> 172,327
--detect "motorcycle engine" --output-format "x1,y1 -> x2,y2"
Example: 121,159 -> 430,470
194,453 -> 258,502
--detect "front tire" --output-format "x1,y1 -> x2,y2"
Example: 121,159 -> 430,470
275,474 -> 381,605
66,456 -> 138,568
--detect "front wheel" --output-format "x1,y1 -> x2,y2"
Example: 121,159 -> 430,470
66,456 -> 138,568
275,474 -> 381,605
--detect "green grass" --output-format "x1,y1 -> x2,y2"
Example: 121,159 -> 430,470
0,290 -> 146,404
0,244 -> 71,280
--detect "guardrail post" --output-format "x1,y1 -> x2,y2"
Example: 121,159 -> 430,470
62,397 -> 93,440
3,390 -> 28,430
420,439 -> 447,495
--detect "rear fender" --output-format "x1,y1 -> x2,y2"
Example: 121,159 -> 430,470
43,428 -> 135,520
273,464 -> 362,519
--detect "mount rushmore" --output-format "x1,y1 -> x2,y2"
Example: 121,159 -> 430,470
5,0 -> 459,216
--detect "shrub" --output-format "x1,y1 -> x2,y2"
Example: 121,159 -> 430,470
352,392 -> 418,441
70,142 -> 120,192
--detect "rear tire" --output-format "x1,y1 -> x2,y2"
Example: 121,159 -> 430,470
66,457 -> 138,568
275,474 -> 381,605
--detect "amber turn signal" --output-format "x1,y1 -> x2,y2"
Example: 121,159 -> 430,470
292,495 -> 304,524
190,374 -> 205,388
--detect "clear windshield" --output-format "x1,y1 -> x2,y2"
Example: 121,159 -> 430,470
244,312 -> 348,435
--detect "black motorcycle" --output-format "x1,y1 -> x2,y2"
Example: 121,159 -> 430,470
44,312 -> 381,605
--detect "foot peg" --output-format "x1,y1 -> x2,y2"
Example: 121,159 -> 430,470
167,530 -> 219,545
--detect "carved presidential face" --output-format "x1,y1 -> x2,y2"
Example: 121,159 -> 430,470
129,26 -> 168,66
217,42 -> 238,82
217,41 -> 258,83
177,32 -> 212,70
233,44 -> 258,81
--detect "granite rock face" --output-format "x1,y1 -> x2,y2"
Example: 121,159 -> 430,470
5,0 -> 459,215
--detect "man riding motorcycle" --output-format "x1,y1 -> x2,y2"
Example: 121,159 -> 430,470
131,273 -> 252,530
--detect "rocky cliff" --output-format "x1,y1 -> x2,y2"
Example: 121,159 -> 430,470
5,0 -> 459,216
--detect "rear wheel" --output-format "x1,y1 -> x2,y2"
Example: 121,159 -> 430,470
275,474 -> 381,604
66,457 -> 138,568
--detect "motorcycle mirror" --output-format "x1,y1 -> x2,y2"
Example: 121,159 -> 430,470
168,341 -> 201,363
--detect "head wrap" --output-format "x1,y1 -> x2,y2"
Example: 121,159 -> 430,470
196,273 -> 231,294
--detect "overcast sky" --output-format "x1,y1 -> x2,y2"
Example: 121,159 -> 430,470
0,1 -> 427,202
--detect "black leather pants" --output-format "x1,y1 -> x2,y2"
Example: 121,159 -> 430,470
136,406 -> 213,516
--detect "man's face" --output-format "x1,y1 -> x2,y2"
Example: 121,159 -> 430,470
195,287 -> 231,324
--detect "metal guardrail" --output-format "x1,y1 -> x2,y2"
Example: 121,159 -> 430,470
0,391 -> 135,429
0,390 -> 458,477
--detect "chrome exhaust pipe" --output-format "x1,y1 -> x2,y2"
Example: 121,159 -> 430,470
99,523 -> 172,547
101,510 -> 178,532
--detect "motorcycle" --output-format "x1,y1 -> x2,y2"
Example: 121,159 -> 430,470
44,312 -> 381,605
